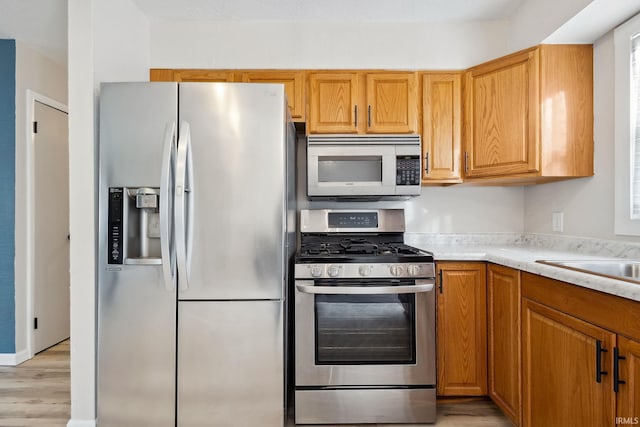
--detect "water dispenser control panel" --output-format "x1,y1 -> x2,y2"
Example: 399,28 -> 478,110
108,187 -> 124,264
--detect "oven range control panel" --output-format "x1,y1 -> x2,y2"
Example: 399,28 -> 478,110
295,263 -> 435,279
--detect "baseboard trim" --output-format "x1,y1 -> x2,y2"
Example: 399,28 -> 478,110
0,348 -> 31,366
67,419 -> 96,427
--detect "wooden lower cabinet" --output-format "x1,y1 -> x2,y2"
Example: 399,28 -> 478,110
522,272 -> 640,427
522,298 -> 616,427
487,264 -> 521,425
436,262 -> 487,396
617,336 -> 640,424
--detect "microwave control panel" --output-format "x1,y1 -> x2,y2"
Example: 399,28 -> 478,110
396,156 -> 421,186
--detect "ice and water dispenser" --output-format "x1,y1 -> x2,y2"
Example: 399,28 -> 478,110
108,187 -> 162,265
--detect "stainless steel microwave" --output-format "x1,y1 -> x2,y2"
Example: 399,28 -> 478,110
307,135 -> 422,200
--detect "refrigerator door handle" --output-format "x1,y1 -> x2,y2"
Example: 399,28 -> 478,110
176,121 -> 194,291
160,121 -> 177,292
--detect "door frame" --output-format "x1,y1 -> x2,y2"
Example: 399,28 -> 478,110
25,90 -> 68,358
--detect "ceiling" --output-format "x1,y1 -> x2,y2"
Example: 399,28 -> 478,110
0,0 -> 525,66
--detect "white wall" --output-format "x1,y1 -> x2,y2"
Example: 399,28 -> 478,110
94,0 -> 150,83
150,20 -> 511,70
404,187 -> 524,233
14,41 -> 67,357
523,31 -> 639,242
68,0 -> 149,425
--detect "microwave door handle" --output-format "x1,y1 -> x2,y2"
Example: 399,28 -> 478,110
160,121 -> 176,292
296,280 -> 434,295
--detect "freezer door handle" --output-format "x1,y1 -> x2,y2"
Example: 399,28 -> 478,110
175,121 -> 194,291
160,121 -> 176,292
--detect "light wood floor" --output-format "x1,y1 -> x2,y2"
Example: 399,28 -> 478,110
286,398 -> 513,426
0,339 -> 70,426
0,341 -> 512,426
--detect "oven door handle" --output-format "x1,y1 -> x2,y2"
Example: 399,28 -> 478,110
295,279 -> 434,295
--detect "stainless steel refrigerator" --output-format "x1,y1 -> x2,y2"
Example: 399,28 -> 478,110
97,82 -> 295,426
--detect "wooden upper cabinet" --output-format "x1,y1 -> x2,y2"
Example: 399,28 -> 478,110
463,45 -> 593,183
150,69 -> 237,82
464,49 -> 539,178
307,71 -> 418,134
436,262 -> 487,396
150,69 -> 306,122
307,72 -> 360,133
366,72 -> 418,133
421,73 -> 462,184
240,71 -> 305,121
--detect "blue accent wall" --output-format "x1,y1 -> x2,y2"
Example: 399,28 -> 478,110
0,39 -> 15,353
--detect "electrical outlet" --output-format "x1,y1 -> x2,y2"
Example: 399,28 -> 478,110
552,211 -> 564,232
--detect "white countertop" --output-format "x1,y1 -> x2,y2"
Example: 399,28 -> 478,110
405,237 -> 640,302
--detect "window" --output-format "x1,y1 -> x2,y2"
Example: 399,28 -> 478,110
632,34 -> 640,219
615,13 -> 640,235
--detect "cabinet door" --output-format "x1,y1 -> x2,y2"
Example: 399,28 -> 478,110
150,69 -> 237,82
422,73 -> 462,183
173,69 -> 237,82
241,71 -> 305,121
308,72 -> 361,134
366,72 -> 418,134
522,298 -> 615,427
464,49 -> 540,178
617,336 -> 640,423
436,262 -> 487,396
487,264 -> 521,425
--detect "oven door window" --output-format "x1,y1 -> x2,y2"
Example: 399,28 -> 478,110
314,292 -> 416,365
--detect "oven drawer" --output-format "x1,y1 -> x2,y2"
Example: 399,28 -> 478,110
295,388 -> 436,424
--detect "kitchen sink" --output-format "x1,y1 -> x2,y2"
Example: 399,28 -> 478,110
537,260 -> 640,284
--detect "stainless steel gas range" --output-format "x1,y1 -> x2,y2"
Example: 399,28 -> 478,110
294,209 -> 436,425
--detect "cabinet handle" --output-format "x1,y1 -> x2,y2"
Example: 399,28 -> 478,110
614,347 -> 626,393
425,152 -> 430,175
354,105 -> 358,127
595,340 -> 608,383
367,105 -> 372,128
464,152 -> 469,173
438,269 -> 443,293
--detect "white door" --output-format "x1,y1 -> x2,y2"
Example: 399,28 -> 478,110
33,100 -> 69,353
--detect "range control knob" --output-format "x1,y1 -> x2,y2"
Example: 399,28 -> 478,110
358,265 -> 372,276
310,266 -> 323,278
327,265 -> 341,277
390,265 -> 405,277
408,265 -> 421,276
